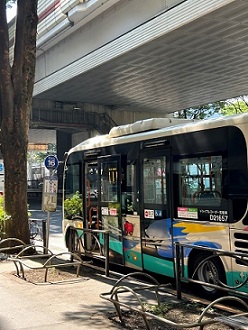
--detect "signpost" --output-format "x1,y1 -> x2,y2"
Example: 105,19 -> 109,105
42,155 -> 59,249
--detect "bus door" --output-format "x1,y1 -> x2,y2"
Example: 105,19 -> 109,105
122,160 -> 143,270
140,147 -> 173,276
98,155 -> 124,265
85,160 -> 99,230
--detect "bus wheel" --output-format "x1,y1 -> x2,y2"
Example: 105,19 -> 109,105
190,252 -> 226,299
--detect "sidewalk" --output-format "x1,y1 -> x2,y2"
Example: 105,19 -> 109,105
0,205 -> 124,329
0,205 -> 171,330
0,256 -> 124,330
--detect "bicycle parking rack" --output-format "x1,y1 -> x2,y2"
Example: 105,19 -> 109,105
175,242 -> 248,329
174,242 -> 248,300
69,227 -> 110,276
9,244 -> 83,283
199,296 -> 248,330
0,238 -> 27,258
100,272 -> 248,330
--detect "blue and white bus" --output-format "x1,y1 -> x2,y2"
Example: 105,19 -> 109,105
62,114 -> 248,298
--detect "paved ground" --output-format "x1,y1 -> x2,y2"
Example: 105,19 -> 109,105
0,199 -> 177,330
0,259 -> 126,329
0,199 -> 125,330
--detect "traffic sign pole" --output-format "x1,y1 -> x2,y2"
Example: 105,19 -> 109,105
43,155 -> 59,250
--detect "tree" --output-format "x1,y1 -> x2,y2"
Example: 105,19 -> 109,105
174,95 -> 248,119
0,1 -> 38,242
174,103 -> 221,120
219,95 -> 248,115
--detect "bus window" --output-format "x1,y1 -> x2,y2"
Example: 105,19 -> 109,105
122,163 -> 136,214
177,155 -> 222,207
85,162 -> 98,202
85,162 -> 99,229
64,154 -> 82,200
100,160 -> 119,202
64,153 -> 83,219
143,157 -> 167,205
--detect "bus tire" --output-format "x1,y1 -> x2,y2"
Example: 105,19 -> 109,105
190,252 -> 226,299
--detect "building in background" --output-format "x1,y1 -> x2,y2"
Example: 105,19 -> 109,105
27,129 -> 56,192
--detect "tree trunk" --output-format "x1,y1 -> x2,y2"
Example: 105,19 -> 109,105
1,118 -> 29,242
0,0 -> 38,244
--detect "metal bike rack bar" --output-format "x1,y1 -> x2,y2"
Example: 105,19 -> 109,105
71,227 -> 110,277
100,272 -> 226,329
9,245 -> 83,283
175,242 -> 248,300
0,237 -> 27,256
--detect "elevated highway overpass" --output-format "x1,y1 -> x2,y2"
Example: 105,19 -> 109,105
8,0 -> 248,152
31,0 -> 248,119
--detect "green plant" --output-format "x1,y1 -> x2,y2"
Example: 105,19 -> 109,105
64,191 -> 83,220
0,196 -> 11,238
144,301 -> 210,318
144,303 -> 170,317
0,196 -> 31,239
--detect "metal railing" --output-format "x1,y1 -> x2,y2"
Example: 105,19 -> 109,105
175,242 -> 248,300
69,227 -> 110,276
31,107 -> 117,134
100,244 -> 248,330
27,180 -> 43,191
100,272 -> 248,330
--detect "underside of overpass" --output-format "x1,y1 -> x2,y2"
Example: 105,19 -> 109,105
27,0 -> 248,177
22,0 -> 248,191
33,0 -> 248,119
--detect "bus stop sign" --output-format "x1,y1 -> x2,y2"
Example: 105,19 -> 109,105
44,155 -> 59,170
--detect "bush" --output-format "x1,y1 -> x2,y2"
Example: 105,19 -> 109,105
0,196 -> 11,239
64,191 -> 83,220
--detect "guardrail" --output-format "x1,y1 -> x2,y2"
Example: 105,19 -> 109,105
100,243 -> 248,329
100,272 -> 248,329
69,227 -> 110,276
175,242 -> 248,300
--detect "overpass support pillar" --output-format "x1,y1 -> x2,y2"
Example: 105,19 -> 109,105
56,131 -> 72,192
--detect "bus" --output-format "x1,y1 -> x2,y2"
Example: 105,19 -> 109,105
62,114 -> 248,298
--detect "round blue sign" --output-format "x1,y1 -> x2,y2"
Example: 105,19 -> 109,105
44,155 -> 59,170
